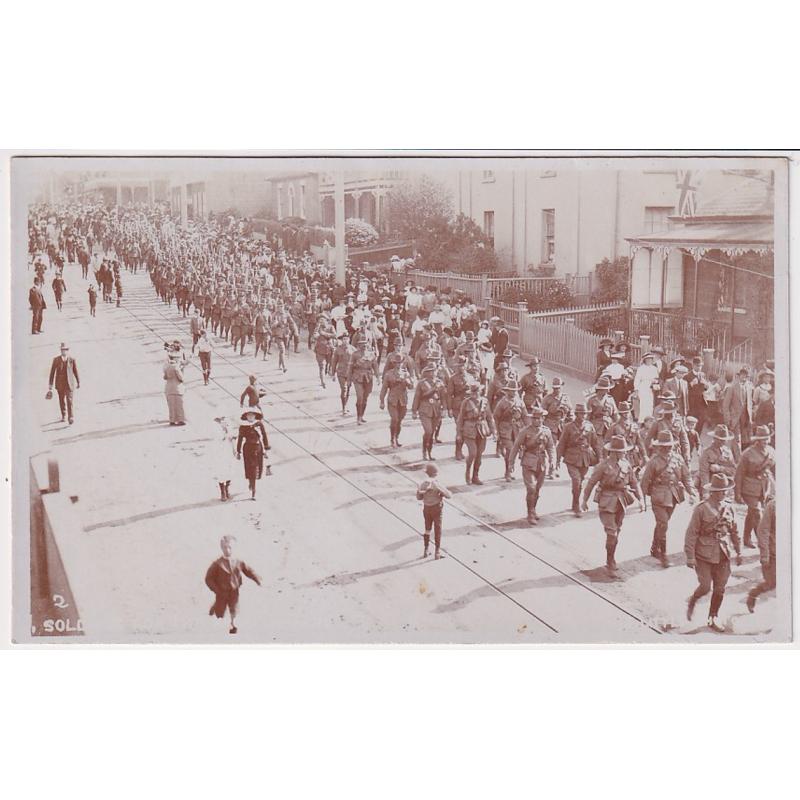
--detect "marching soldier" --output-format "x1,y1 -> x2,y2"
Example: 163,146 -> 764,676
698,424 -> 737,496
508,406 -> 556,525
457,383 -> 496,486
644,398 -> 690,465
747,496 -> 776,613
586,375 -> 618,438
685,474 -> 742,632
330,332 -> 356,416
254,305 -> 271,361
312,316 -> 336,387
520,357 -> 547,412
52,272 -> 67,311
542,377 -> 572,476
347,342 -> 380,425
448,356 -> 472,460
380,352 -> 415,447
734,424 -> 776,549
493,381 -> 527,481
412,363 -> 446,461
639,430 -> 697,568
557,403 -> 602,516
582,435 -> 645,574
486,361 -> 511,410
605,401 -> 647,477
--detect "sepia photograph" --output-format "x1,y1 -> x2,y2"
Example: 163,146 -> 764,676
9,154 -> 791,644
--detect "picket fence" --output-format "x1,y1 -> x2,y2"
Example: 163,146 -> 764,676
404,269 -> 594,306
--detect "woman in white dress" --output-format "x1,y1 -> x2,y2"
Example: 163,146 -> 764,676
632,352 -> 659,421
476,320 -> 494,380
213,416 -> 238,501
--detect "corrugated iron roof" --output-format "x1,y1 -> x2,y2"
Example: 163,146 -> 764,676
626,220 -> 773,249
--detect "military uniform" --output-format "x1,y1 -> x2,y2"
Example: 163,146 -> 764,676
685,482 -> 741,630
698,440 -> 736,495
583,440 -> 643,572
493,390 -> 527,480
557,414 -> 602,514
735,431 -> 776,548
605,417 -> 647,473
586,390 -> 617,438
644,412 -> 690,465
330,339 -> 356,414
508,416 -> 556,524
457,392 -> 496,485
640,438 -> 696,565
412,371 -> 447,460
447,367 -> 472,459
748,498 -> 776,611
380,360 -> 415,447
520,370 -> 547,411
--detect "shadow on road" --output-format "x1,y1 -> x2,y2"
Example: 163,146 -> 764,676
54,419 -> 172,445
84,496 -> 228,532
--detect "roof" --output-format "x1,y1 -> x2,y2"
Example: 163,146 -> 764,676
626,220 -> 773,256
694,174 -> 774,218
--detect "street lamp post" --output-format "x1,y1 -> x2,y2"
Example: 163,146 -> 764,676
335,171 -> 346,287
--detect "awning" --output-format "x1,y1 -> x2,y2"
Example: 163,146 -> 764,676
626,220 -> 773,259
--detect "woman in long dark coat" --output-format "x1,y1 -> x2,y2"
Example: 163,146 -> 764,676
236,409 -> 271,500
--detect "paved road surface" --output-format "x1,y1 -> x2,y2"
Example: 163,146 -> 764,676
25,266 -> 778,643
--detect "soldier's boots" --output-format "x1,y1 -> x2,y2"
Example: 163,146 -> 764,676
455,441 -> 464,460
605,535 -> 619,573
423,534 -> 430,558
472,463 -> 483,486
526,491 -> 537,525
571,490 -> 581,516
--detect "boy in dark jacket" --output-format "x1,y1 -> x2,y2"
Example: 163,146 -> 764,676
205,535 -> 261,634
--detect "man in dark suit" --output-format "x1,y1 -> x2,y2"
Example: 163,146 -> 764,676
722,367 -> 754,457
29,281 -> 46,334
490,316 -> 509,360
661,361 -> 690,418
686,356 -> 710,433
47,343 -> 80,424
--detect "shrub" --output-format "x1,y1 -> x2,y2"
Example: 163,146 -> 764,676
345,218 -> 379,248
591,257 -> 629,303
500,281 -> 575,311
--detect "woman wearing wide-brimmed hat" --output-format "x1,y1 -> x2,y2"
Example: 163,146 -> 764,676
582,434 -> 645,574
236,408 -> 271,500
684,473 -> 742,632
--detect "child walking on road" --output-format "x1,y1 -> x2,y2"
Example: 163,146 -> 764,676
416,463 -> 452,560
205,535 -> 262,634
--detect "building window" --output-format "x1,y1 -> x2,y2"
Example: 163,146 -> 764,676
483,211 -> 495,247
287,185 -> 295,217
482,170 -> 495,182
644,206 -> 675,233
300,183 -> 306,219
542,209 -> 555,263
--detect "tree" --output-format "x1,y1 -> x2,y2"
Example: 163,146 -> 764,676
345,218 -> 379,248
384,175 -> 454,242
591,257 -> 630,304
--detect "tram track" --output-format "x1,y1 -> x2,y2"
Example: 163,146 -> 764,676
119,278 -> 664,636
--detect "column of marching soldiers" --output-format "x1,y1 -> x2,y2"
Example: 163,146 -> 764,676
29,199 -> 777,633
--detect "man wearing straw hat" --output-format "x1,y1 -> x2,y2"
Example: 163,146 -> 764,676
734,424 -> 776,550
640,430 -> 697,568
557,403 -> 603,517
582,434 -> 645,574
508,405 -> 556,525
684,474 -> 742,632
698,424 -> 737,496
